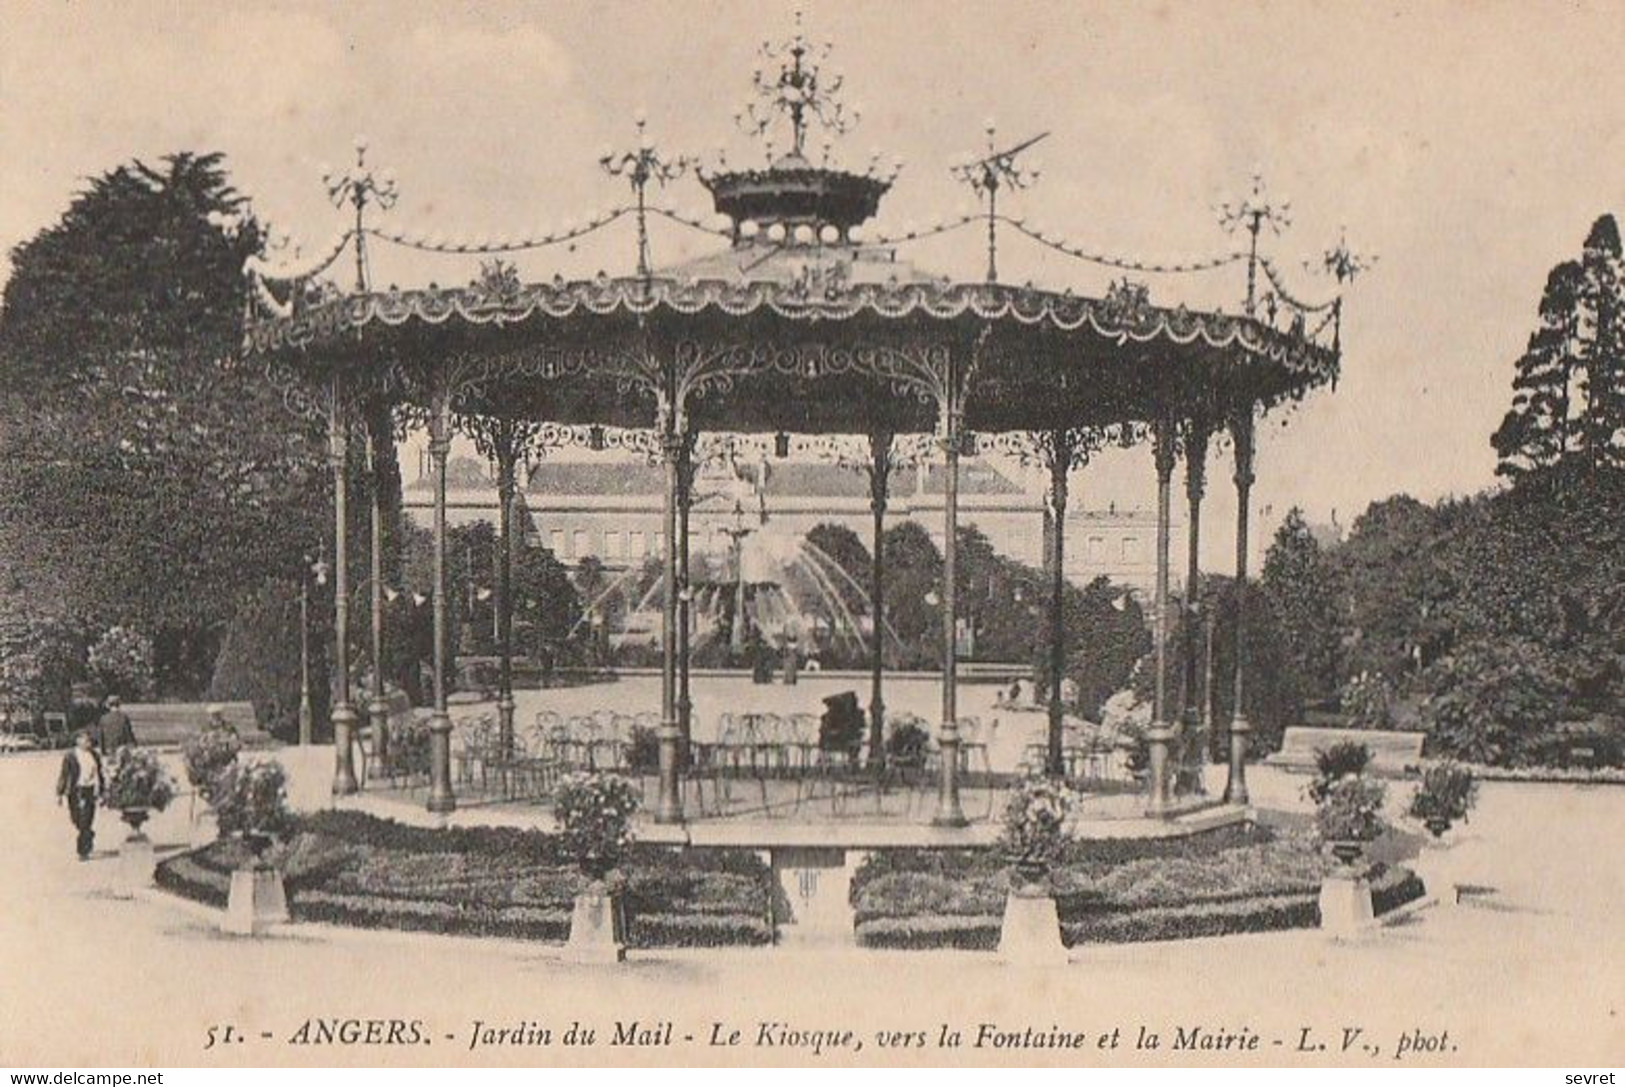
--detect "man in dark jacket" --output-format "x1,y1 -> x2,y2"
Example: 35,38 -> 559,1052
56,731 -> 105,859
94,695 -> 136,755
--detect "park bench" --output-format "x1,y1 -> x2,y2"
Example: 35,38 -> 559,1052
1265,725 -> 1425,776
122,701 -> 270,748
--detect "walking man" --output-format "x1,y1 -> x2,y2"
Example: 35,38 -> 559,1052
95,695 -> 135,755
56,731 -> 104,860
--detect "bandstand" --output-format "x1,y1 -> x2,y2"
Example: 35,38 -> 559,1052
243,15 -> 1349,831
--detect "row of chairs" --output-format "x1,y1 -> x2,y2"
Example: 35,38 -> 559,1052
440,706 -> 1008,814
1018,719 -> 1138,783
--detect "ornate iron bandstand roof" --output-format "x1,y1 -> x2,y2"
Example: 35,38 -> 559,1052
242,18 -> 1348,443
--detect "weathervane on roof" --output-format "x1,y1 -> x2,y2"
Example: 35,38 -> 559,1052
735,9 -> 860,164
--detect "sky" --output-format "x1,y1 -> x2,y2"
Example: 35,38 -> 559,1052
3,0 -> 1624,569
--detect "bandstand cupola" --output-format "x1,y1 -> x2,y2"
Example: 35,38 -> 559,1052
697,10 -> 897,248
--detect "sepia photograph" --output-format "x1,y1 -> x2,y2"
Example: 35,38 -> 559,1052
0,0 -> 1622,1072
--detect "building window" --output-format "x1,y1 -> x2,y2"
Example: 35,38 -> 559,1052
605,531 -> 623,559
629,531 -> 645,557
574,529 -> 592,558
1121,536 -> 1138,561
550,529 -> 566,557
1088,536 -> 1106,562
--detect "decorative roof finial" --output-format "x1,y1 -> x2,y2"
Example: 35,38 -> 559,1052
950,122 -> 1047,283
1217,170 -> 1291,316
322,137 -> 398,292
736,9 -> 858,165
1321,225 -> 1377,285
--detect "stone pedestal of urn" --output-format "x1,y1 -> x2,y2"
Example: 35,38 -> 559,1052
998,866 -> 1068,966
1412,823 -> 1461,907
189,808 -> 219,849
224,864 -> 289,935
114,810 -> 155,900
564,882 -> 626,964
1318,845 -> 1376,937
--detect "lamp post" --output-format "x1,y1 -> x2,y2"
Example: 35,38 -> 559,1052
600,113 -> 686,279
298,554 -> 327,746
320,138 -> 395,798
1217,170 -> 1291,317
951,122 -> 1045,284
321,137 -> 398,297
721,500 -> 756,659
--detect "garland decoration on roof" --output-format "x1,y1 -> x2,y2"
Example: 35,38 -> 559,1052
245,230 -> 357,285
1258,254 -> 1339,313
998,215 -> 1247,275
363,208 -> 635,255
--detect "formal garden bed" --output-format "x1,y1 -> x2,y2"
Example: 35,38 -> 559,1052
850,823 -> 1424,950
155,809 -> 773,947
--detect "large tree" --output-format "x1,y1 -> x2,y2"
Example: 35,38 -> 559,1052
1494,214 -> 1625,480
1334,495 -> 1447,682
1493,260 -> 1586,479
880,521 -> 943,668
0,152 -> 328,695
1261,507 -> 1345,702
1576,215 -> 1625,473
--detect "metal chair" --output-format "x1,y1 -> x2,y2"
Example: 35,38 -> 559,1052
958,715 -> 995,782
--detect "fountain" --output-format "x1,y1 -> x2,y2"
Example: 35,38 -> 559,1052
600,448 -> 905,670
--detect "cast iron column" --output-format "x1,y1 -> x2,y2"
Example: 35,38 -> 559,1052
1180,421 -> 1209,794
425,395 -> 456,814
867,430 -> 891,772
933,407 -> 968,828
367,420 -> 390,773
1224,410 -> 1256,805
298,568 -> 312,745
495,438 -> 517,761
676,434 -> 695,759
1046,429 -> 1070,778
328,383 -> 360,796
655,416 -> 685,824
1146,417 -> 1177,817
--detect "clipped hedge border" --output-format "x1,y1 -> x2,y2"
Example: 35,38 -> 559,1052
154,809 -> 775,949
855,864 -> 1425,950
156,846 -> 774,948
849,822 -> 1275,906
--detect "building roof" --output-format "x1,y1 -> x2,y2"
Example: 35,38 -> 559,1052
410,456 -> 1030,501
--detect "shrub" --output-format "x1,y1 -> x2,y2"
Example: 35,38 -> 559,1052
1340,671 -> 1396,729
553,772 -> 639,878
1532,718 -> 1625,769
103,746 -> 176,812
998,777 -> 1073,871
88,625 -> 155,701
1308,741 -> 1373,804
885,717 -> 931,765
1408,761 -> 1477,835
628,724 -> 660,773
1314,775 -> 1387,843
181,717 -> 241,805
1420,639 -> 1571,766
1100,687 -> 1152,735
212,758 -> 294,840
393,716 -> 432,778
818,691 -> 865,755
209,579 -> 328,742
